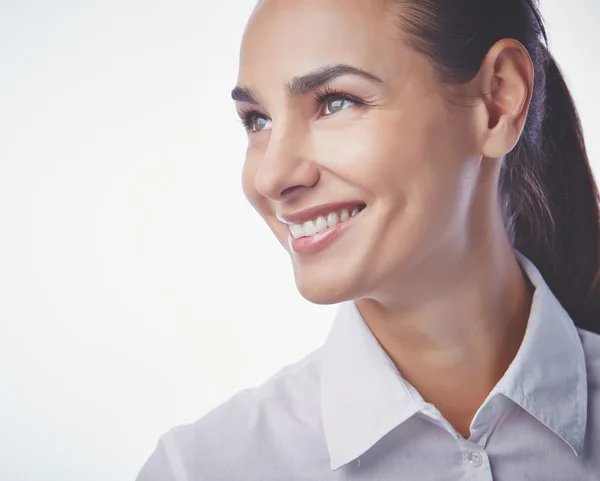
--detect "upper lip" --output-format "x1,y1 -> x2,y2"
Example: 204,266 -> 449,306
276,200 -> 366,225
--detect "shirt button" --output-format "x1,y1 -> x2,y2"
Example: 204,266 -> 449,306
468,451 -> 483,467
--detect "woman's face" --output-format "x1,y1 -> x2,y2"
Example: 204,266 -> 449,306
234,0 -> 484,305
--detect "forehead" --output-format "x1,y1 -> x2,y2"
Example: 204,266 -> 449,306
237,0 -> 403,90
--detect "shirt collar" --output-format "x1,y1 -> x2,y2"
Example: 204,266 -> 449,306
320,300 -> 422,471
320,252 -> 588,471
496,251 -> 587,456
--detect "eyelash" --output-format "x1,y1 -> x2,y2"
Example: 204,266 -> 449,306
237,86 -> 369,133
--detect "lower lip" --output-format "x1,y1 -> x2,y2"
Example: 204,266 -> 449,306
289,210 -> 364,255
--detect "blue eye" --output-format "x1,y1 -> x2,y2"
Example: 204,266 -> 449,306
239,110 -> 272,133
237,88 -> 367,134
314,86 -> 365,117
250,116 -> 272,132
324,96 -> 356,115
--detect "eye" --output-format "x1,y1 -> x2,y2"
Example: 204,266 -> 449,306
238,109 -> 272,133
237,88 -> 368,133
250,116 -> 272,132
314,86 -> 366,117
324,96 -> 355,116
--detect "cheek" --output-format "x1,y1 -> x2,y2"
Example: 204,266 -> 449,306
311,114 -> 407,192
336,105 -> 478,226
313,111 -> 433,200
241,159 -> 255,205
241,145 -> 264,212
397,111 -> 481,243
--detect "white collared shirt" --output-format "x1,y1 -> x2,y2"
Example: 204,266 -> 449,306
136,253 -> 600,480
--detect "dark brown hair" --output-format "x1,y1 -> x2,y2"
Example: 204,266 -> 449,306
393,0 -> 600,333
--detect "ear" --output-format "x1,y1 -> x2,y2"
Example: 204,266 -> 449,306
474,39 -> 534,159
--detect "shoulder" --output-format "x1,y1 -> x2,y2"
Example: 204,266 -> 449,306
158,347 -> 326,479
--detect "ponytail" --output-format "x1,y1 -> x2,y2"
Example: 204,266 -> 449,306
510,52 -> 600,333
395,0 -> 600,333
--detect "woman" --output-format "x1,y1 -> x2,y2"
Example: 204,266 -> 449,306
137,0 -> 600,479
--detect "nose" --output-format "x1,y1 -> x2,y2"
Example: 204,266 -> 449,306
254,123 -> 320,201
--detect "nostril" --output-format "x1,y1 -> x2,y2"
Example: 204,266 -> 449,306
280,185 -> 304,198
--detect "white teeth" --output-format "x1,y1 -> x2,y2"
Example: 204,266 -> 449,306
288,205 -> 364,239
315,216 -> 328,233
303,220 -> 317,237
290,224 -> 304,239
327,212 -> 339,228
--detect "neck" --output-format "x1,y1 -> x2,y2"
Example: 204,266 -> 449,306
355,217 -> 534,438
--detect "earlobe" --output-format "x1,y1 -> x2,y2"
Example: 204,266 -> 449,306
478,39 -> 534,159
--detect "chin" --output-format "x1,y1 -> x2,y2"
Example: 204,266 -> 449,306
293,269 -> 362,305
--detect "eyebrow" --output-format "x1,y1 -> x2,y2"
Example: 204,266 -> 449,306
230,64 -> 383,105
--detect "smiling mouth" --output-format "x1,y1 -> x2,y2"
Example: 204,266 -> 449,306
288,203 -> 366,239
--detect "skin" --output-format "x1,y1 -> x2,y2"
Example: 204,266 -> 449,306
233,0 -> 534,439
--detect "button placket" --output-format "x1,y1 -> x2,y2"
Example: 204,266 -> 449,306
456,437 -> 493,480
467,450 -> 483,467
470,398 -> 504,448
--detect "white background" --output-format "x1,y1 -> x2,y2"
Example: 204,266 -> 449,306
1,1 -> 598,480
